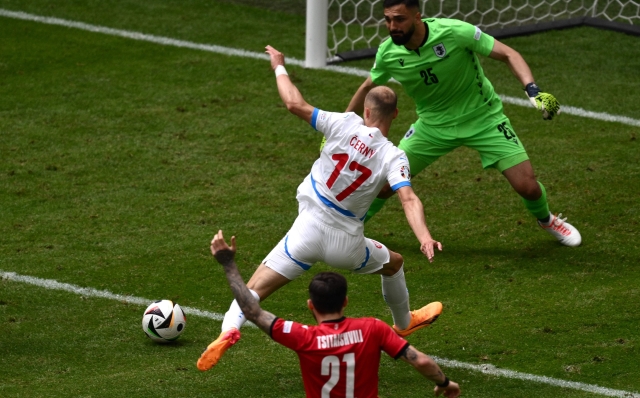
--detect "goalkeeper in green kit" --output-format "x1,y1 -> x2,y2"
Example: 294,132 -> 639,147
343,0 -> 581,246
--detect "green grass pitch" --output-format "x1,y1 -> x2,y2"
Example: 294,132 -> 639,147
1,1 -> 639,397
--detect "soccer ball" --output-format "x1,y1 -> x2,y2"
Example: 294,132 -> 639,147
142,300 -> 187,343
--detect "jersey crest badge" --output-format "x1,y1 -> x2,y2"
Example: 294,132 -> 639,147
399,58 -> 405,67
433,43 -> 446,58
404,126 -> 415,139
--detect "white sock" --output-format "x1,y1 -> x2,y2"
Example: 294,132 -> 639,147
221,289 -> 260,332
381,265 -> 411,330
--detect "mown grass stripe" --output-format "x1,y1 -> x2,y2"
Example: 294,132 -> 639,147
3,269 -> 638,397
1,8 -> 638,127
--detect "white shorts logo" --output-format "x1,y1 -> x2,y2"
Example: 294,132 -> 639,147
404,126 -> 415,139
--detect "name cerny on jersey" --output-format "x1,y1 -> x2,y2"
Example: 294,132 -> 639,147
349,136 -> 376,159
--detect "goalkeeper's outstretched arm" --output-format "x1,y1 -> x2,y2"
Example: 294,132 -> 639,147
346,76 -> 378,115
488,39 -> 560,120
488,39 -> 534,88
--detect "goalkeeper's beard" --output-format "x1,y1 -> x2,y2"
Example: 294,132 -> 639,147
390,25 -> 415,45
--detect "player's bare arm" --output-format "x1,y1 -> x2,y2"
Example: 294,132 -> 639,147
211,230 -> 276,335
396,186 -> 443,262
399,345 -> 461,398
488,39 -> 535,88
346,76 -> 377,114
265,45 -> 314,124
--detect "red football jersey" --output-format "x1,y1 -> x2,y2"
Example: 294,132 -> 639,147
270,316 -> 409,398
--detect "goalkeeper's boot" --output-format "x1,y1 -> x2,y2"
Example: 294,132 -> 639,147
393,301 -> 442,337
538,213 -> 582,247
197,328 -> 241,371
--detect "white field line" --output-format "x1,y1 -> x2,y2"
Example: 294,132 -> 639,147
500,96 -> 640,127
433,357 -> 640,398
1,8 -> 639,128
0,269 -> 255,327
2,270 -> 639,397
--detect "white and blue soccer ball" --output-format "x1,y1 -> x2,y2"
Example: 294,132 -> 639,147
142,300 -> 186,343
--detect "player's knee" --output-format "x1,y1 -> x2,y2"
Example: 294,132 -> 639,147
382,251 -> 404,275
517,180 -> 542,201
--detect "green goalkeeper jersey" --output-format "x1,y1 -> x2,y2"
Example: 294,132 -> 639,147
371,18 -> 497,126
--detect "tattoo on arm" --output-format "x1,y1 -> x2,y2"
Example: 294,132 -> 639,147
400,345 -> 445,383
402,346 -> 419,361
221,258 -> 276,333
253,311 -> 277,335
214,249 -> 235,267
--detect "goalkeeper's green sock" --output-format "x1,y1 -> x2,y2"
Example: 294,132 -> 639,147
364,197 -> 388,223
522,181 -> 550,222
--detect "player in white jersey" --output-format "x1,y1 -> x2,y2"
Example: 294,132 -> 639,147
197,45 -> 444,372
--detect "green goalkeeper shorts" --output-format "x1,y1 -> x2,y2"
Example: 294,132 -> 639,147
398,111 -> 529,175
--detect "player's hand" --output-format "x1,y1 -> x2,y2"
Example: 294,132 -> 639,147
211,230 -> 237,266
524,83 -> 560,120
434,380 -> 461,397
265,45 -> 285,70
420,239 -> 443,263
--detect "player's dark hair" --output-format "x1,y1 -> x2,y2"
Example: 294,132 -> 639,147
383,0 -> 420,10
309,272 -> 347,314
364,86 -> 398,119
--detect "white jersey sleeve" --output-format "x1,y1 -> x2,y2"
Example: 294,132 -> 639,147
310,108 -> 359,141
386,148 -> 412,192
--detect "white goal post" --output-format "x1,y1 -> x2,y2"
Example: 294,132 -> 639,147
305,0 -> 640,68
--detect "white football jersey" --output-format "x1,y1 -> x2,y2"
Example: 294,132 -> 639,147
297,109 -> 411,234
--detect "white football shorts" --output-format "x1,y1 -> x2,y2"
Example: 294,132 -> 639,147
262,210 -> 390,280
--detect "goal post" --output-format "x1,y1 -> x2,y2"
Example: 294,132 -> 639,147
304,0 -> 640,68
305,0 -> 328,68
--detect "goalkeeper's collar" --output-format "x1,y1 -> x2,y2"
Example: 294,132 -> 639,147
404,21 -> 429,56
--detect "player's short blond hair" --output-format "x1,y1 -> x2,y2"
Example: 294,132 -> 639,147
364,86 -> 397,120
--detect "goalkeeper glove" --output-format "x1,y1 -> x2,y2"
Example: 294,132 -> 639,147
524,82 -> 560,120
